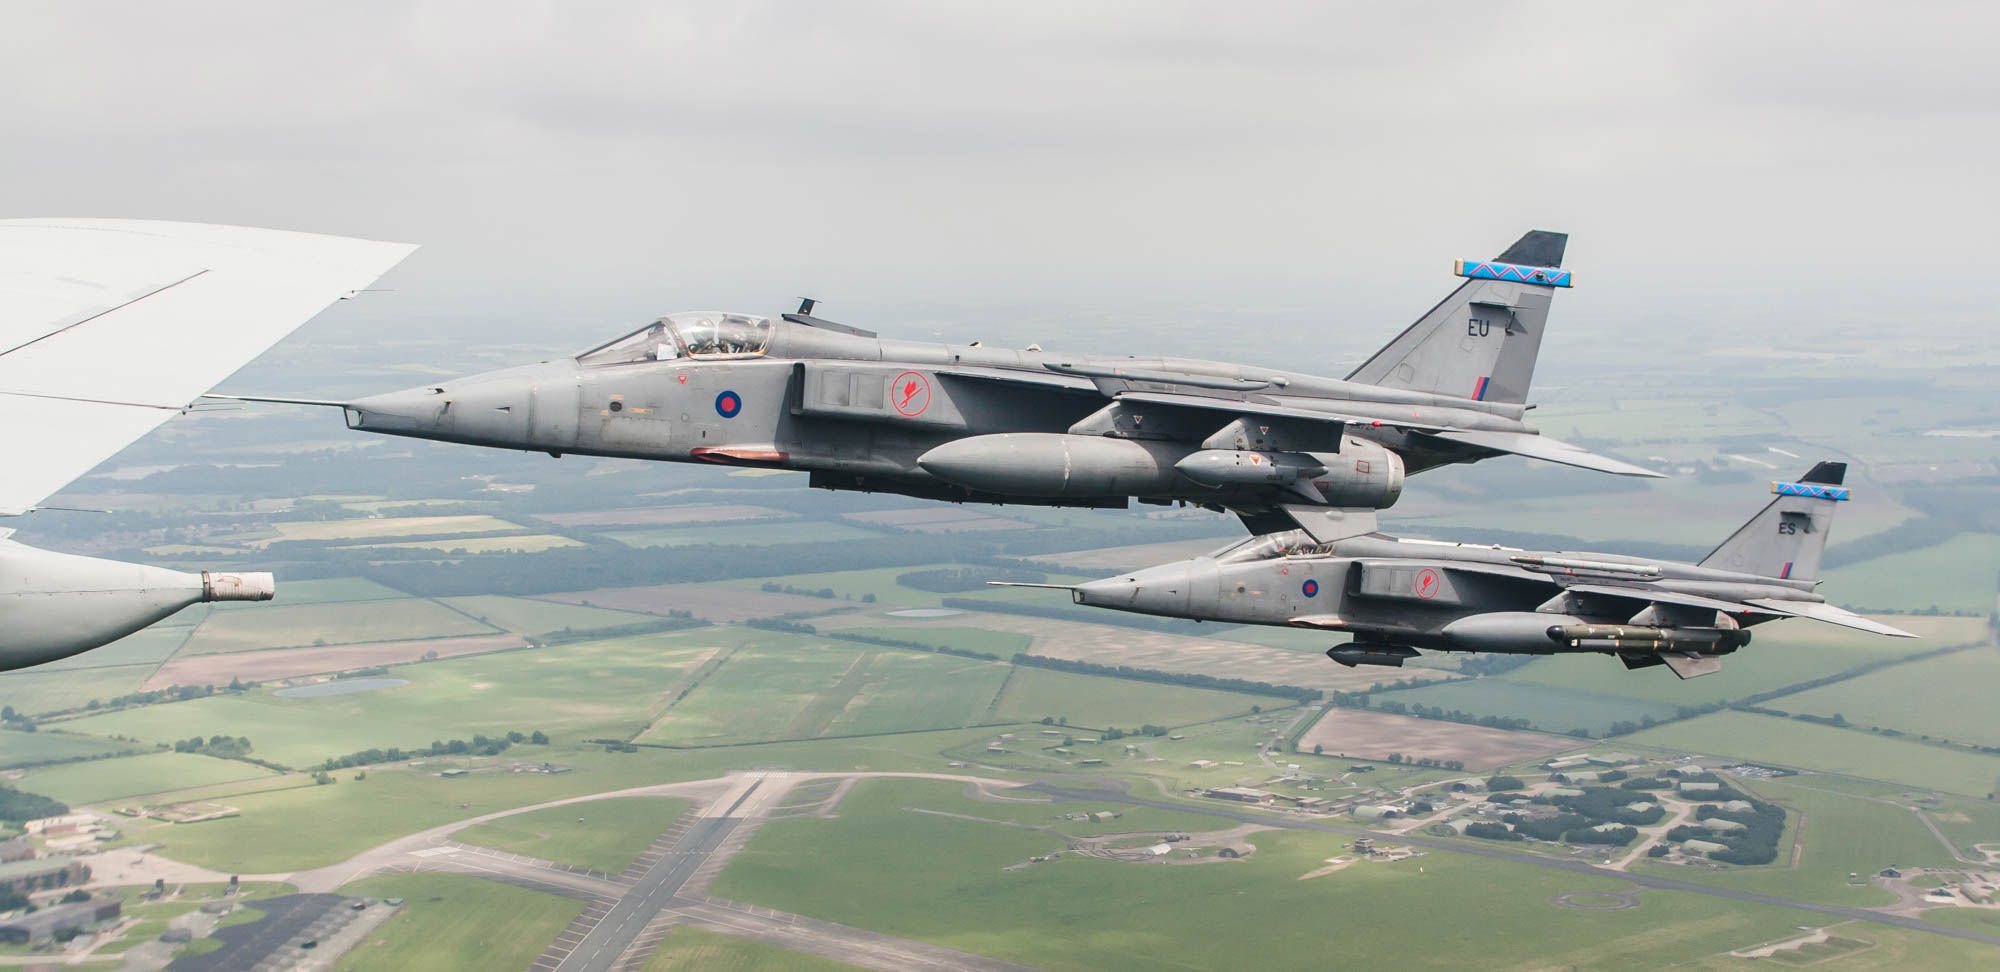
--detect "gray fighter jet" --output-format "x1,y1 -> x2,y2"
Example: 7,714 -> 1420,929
1004,462 -> 1914,678
225,231 -> 1660,540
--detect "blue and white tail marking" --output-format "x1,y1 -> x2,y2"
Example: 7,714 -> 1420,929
1454,259 -> 1572,288
1773,481 -> 1848,501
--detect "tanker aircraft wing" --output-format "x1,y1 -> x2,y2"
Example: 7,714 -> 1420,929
0,219 -> 416,515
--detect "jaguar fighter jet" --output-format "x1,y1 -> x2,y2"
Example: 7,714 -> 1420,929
229,231 -> 1658,540
1,219 -> 415,671
1009,462 -> 1913,678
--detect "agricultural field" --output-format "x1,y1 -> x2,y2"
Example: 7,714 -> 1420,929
539,583 -> 856,621
178,598 -> 499,654
1621,711 -> 2000,796
642,926 -> 862,971
453,796 -> 690,873
1776,648 -> 2000,748
987,667 -> 1279,731
438,595 -> 659,636
605,521 -> 882,548
333,873 -> 585,972
536,504 -> 791,528
0,730 -> 138,770
711,778 -> 1834,971
61,632 -> 718,767
341,533 -> 583,553
17,751 -> 278,805
142,634 -> 530,691
1365,677 -> 1683,737
1822,533 -> 2000,614
715,565 -> 970,609
832,625 -> 1033,658
1294,707 -> 1576,770
242,514 -> 524,546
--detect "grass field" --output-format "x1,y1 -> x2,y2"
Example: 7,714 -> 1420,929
181,598 -> 498,654
712,778 -> 1835,971
333,873 -> 584,972
834,625 -> 1032,658
1621,711 -> 2000,796
0,663 -> 157,718
1367,676 -> 1684,737
987,667 -> 1279,730
1633,778 -> 1964,907
1822,533 -> 2000,614
62,633 -> 717,767
453,796 -> 690,872
0,730 -> 137,770
605,522 -> 883,548
819,653 -> 1013,737
1496,619 -> 1955,711
17,751 -> 278,805
639,637 -> 1008,745
642,926 -> 863,971
129,728 -> 1006,873
1775,648 -> 2000,748
243,515 -> 524,547
438,595 -> 659,636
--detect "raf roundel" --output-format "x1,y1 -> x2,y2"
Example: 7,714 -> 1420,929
1301,578 -> 1319,598
714,390 -> 742,419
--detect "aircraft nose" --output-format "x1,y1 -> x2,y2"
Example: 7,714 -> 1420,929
344,385 -> 450,436
343,362 -> 556,447
1073,563 -> 1193,616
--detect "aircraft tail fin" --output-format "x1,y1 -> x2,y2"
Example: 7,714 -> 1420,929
1698,461 -> 1849,582
1347,230 -> 1568,406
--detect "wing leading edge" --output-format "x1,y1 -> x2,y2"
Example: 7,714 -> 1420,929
0,219 -> 416,515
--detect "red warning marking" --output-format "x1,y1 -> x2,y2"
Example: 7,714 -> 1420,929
1414,568 -> 1440,600
892,371 -> 931,417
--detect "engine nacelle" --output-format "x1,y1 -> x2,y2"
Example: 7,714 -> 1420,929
0,539 -> 275,672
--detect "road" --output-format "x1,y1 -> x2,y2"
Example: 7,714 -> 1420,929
1025,782 -> 2000,950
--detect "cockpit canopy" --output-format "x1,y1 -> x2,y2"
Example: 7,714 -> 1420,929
577,312 -> 772,366
1209,529 -> 1339,564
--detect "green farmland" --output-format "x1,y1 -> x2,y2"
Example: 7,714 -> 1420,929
987,667 -> 1281,730
1622,711 -> 2000,796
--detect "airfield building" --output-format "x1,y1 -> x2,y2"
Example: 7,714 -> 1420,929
1678,781 -> 1722,794
1700,818 -> 1748,833
0,856 -> 88,896
1680,839 -> 1731,858
0,839 -> 31,863
0,897 -> 120,944
1206,787 -> 1275,805
1721,800 -> 1755,814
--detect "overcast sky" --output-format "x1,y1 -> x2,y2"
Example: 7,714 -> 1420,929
4,1 -> 1996,348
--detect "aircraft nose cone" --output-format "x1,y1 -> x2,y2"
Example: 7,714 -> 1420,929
344,385 -> 450,434
1074,563 -> 1193,617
